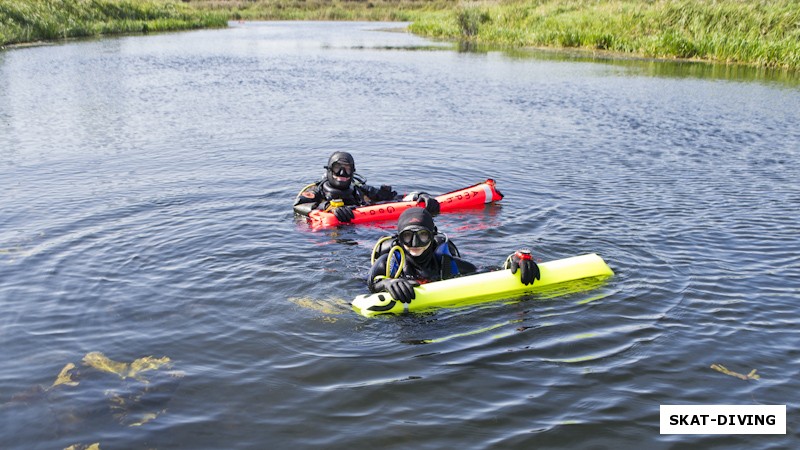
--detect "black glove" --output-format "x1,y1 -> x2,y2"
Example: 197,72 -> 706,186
378,184 -> 397,200
509,250 -> 540,285
418,194 -> 440,215
332,205 -> 355,223
383,278 -> 420,303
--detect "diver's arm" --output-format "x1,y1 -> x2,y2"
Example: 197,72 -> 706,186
367,255 -> 419,303
293,184 -> 322,215
367,254 -> 390,293
466,250 -> 540,285
452,256 -> 478,275
360,183 -> 399,203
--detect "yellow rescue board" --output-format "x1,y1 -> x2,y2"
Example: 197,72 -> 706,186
352,253 -> 613,317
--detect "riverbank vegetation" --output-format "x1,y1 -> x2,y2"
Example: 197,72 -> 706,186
0,0 -> 227,47
408,0 -> 800,70
188,0 -> 799,70
187,0 -> 454,21
2,1 -> 798,70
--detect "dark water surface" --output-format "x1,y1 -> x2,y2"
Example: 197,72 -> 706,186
1,21 -> 799,449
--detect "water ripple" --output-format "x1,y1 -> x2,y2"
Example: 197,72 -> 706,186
2,21 -> 799,450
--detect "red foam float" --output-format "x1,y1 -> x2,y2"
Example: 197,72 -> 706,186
306,179 -> 503,228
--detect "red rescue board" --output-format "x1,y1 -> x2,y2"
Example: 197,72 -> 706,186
306,179 -> 503,228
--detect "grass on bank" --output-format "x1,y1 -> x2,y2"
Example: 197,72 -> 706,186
0,0 -> 228,47
186,0 -> 456,21
409,0 -> 800,70
2,0 -> 798,70
187,0 -> 799,70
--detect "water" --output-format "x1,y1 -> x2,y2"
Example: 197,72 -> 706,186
1,21 -> 799,449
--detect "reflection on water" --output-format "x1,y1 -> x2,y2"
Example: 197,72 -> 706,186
1,21 -> 799,449
462,42 -> 800,86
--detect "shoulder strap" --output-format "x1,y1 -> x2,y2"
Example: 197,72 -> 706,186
434,235 -> 461,279
371,236 -> 397,264
296,180 -> 321,197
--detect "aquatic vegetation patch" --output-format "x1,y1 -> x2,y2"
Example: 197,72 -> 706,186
711,363 -> 760,381
3,352 -> 184,449
82,351 -> 172,382
64,444 -> 101,450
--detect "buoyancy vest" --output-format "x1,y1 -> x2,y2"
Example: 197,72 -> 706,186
372,234 -> 463,282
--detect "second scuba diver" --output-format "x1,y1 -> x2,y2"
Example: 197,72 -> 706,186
366,207 -> 540,303
293,152 -> 440,223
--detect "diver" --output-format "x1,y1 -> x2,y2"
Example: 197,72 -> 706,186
293,151 -> 440,223
366,207 -> 540,303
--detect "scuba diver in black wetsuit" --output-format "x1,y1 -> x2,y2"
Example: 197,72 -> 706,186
366,207 -> 540,303
293,151 -> 440,223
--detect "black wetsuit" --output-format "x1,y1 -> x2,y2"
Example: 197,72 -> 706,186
293,179 -> 398,216
367,235 -> 478,293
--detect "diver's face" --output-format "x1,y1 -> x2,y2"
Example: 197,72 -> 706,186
327,161 -> 353,189
400,228 -> 433,257
404,242 -> 431,257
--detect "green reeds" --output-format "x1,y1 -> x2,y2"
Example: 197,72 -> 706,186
185,0 -> 456,22
409,0 -> 800,70
0,0 -> 228,47
4,0 -> 798,70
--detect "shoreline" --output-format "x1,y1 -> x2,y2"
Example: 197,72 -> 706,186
2,0 -> 798,71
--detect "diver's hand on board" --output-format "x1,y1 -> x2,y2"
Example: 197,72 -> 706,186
508,250 -> 540,285
383,278 -> 420,303
332,205 -> 355,223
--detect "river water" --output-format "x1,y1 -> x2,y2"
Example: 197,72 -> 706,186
1,21 -> 798,449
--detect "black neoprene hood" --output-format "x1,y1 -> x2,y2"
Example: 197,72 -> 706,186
397,207 -> 436,234
325,151 -> 356,189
